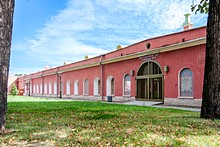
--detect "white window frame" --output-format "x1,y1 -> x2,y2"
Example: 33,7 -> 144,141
33,84 -> 36,94
94,78 -> 100,96
44,83 -> 47,94
36,84 -> 39,94
40,84 -> 42,94
54,82 -> 57,95
74,80 -> 79,95
83,79 -> 89,95
49,82 -> 52,94
106,76 -> 114,96
178,68 -> 194,99
66,81 -> 71,95
123,74 -> 131,96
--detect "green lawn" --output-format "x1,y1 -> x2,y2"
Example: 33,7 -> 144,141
7,95 -> 64,102
1,96 -> 220,146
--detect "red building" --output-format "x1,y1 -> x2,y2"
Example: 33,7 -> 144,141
16,17 -> 206,107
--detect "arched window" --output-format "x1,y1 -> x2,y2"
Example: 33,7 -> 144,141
98,79 -> 101,95
94,78 -> 101,96
137,61 -> 162,76
44,83 -> 47,94
180,68 -> 193,97
66,81 -> 71,95
54,82 -> 57,95
83,79 -> 89,95
124,74 -> 131,96
36,84 -> 39,94
33,85 -> 36,94
40,84 -> 42,94
49,82 -> 52,94
107,76 -> 114,96
74,80 -> 79,95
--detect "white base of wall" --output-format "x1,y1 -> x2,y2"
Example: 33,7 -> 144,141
30,94 -> 135,102
29,95 -> 202,107
104,96 -> 136,102
61,95 -> 136,102
164,98 -> 202,107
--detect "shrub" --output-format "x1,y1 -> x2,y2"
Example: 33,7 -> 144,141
10,84 -> 18,97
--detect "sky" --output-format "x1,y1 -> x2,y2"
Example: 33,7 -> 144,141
10,0 -> 208,75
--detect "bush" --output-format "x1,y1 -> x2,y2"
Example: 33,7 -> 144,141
10,84 -> 18,97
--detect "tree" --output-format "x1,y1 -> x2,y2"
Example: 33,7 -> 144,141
0,0 -> 15,133
193,0 -> 220,119
10,84 -> 18,99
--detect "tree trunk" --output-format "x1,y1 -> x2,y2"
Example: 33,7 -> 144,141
201,0 -> 220,119
0,0 -> 15,133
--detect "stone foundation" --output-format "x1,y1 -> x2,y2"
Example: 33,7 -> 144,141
164,98 -> 202,108
30,94 -> 135,102
29,95 -> 202,107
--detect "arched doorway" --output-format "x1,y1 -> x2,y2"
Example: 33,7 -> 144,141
136,61 -> 164,101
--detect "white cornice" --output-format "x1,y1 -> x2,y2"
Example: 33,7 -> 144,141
30,37 -> 206,78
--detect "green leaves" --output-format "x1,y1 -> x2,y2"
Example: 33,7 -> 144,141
9,84 -> 18,97
191,0 -> 209,14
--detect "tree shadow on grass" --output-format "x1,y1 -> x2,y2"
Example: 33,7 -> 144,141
0,129 -> 17,135
83,113 -> 117,120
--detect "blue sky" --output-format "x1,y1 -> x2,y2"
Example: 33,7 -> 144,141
10,0 -> 207,75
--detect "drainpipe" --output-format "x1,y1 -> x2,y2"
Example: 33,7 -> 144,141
28,79 -> 30,96
41,71 -> 44,97
56,67 -> 59,98
29,74 -> 32,96
99,55 -> 104,101
59,73 -> 62,99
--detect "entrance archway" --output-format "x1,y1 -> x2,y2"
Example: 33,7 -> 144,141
136,61 -> 164,101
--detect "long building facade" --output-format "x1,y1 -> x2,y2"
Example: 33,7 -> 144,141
15,22 -> 206,107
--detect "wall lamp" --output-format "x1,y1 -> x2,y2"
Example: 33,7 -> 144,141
164,65 -> 169,73
130,70 -> 135,76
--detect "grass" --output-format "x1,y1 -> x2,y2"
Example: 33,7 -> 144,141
1,96 -> 220,146
7,95 -> 64,102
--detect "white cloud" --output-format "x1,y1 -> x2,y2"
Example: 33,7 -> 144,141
12,0 -> 207,74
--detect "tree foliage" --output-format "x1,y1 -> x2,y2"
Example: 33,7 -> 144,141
10,84 -> 18,97
191,0 -> 209,14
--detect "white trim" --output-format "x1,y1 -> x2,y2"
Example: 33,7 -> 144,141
27,37 -> 206,78
40,84 -> 42,94
74,80 -> 79,95
178,96 -> 194,99
44,83 -> 47,94
94,77 -> 100,96
178,68 -> 193,97
53,82 -> 57,95
66,80 -> 71,95
33,84 -> 36,94
106,76 -> 114,96
83,79 -> 89,95
36,84 -> 39,94
49,82 -> 52,94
